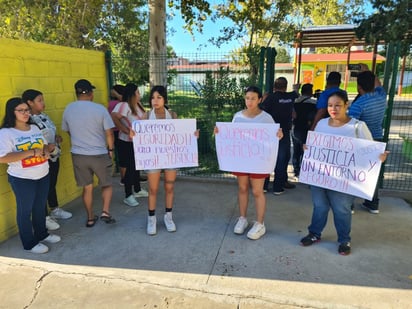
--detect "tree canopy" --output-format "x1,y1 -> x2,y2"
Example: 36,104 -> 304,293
356,0 -> 411,56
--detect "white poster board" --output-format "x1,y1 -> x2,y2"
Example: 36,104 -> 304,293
132,119 -> 198,170
215,122 -> 280,174
299,131 -> 386,200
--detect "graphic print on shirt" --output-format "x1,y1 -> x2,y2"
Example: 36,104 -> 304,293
15,136 -> 47,168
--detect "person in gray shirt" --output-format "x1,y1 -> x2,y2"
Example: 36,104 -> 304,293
62,79 -> 116,227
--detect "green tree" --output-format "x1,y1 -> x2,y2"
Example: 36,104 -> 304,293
292,0 -> 366,53
100,1 -> 149,85
0,0 -> 105,48
356,0 -> 411,56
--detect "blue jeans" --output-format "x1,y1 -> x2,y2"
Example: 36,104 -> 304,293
8,174 -> 50,250
308,186 -> 354,244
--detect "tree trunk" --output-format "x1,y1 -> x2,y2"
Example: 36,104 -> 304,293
149,0 -> 167,87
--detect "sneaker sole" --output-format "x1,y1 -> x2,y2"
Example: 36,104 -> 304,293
300,239 -> 320,246
46,224 -> 60,231
247,231 -> 265,240
361,204 -> 379,214
123,200 -> 139,207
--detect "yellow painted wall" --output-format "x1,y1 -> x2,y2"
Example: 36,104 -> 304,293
0,38 -> 109,242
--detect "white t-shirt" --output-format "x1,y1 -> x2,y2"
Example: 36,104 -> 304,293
232,110 -> 275,124
31,112 -> 61,162
0,125 -> 49,179
112,102 -> 145,142
315,118 -> 373,140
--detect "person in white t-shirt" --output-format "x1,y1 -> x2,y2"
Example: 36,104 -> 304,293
215,86 -> 283,240
0,98 -> 61,254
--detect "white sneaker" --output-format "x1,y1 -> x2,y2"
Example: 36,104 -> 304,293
234,217 -> 248,234
42,234 -> 61,244
164,212 -> 176,232
50,208 -> 72,220
26,243 -> 49,254
247,222 -> 266,240
147,216 -> 157,235
134,189 -> 149,198
123,195 -> 139,207
46,216 -> 60,231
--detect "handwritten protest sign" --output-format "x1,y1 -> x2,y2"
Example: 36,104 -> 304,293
132,119 -> 198,170
299,131 -> 386,200
215,122 -> 280,174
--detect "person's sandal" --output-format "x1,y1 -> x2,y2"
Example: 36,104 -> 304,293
86,215 -> 98,228
100,211 -> 116,224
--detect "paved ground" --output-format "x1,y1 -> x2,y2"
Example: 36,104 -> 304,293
0,176 -> 412,308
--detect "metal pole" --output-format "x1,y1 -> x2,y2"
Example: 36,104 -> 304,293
379,41 -> 400,188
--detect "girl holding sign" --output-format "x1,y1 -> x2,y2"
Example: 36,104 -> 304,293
300,91 -> 388,255
140,85 -> 178,236
215,86 -> 283,240
111,83 -> 149,208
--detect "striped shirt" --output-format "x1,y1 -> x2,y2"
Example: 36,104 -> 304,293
348,86 -> 386,140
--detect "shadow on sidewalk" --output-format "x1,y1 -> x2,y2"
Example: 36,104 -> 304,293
0,177 -> 411,290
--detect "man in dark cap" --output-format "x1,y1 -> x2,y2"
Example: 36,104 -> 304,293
62,79 -> 116,227
310,71 -> 346,130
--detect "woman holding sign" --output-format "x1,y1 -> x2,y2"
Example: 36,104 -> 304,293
300,91 -> 388,255
111,83 -> 148,207
140,85 -> 179,236
215,86 -> 283,240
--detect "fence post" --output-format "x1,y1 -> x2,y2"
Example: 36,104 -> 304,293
105,50 -> 114,98
258,47 -> 265,90
379,41 -> 400,188
265,47 -> 276,93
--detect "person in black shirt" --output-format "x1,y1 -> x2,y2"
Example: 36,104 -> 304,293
291,83 -> 317,178
260,77 -> 298,195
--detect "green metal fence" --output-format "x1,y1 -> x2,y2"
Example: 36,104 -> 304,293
110,49 -> 412,191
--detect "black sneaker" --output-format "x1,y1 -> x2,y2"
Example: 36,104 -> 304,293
300,233 -> 321,246
361,202 -> 379,214
284,181 -> 296,189
338,242 -> 351,255
273,189 -> 285,196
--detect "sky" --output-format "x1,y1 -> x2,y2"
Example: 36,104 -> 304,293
166,2 -> 241,57
166,1 -> 375,59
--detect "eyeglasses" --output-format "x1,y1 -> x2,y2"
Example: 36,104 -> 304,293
15,109 -> 31,114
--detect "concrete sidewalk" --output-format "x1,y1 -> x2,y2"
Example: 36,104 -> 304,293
1,177 -> 411,308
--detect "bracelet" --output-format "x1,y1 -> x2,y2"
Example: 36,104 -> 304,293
108,149 -> 114,151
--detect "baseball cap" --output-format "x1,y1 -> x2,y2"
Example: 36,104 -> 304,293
75,79 -> 96,94
326,72 -> 341,83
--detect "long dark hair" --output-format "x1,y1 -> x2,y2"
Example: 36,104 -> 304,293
1,98 -> 30,128
149,85 -> 168,109
122,83 -> 138,115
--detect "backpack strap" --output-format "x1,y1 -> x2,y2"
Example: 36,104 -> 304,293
354,119 -> 360,138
